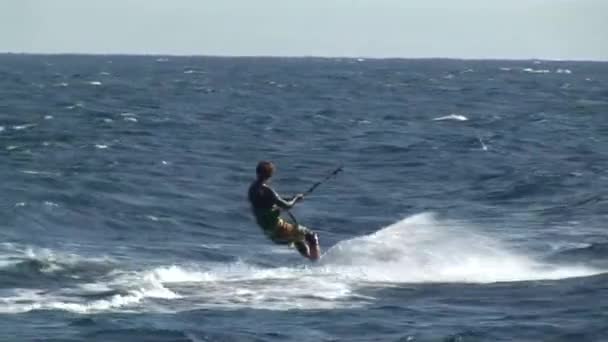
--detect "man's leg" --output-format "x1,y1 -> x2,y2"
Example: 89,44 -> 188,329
293,241 -> 310,258
275,219 -> 318,259
304,231 -> 320,261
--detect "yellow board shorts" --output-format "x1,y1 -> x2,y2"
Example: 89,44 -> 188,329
269,217 -> 310,244
256,210 -> 310,245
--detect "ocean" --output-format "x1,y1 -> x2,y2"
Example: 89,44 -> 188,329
0,54 -> 607,341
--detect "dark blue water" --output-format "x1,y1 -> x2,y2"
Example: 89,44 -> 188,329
1,54 -> 607,341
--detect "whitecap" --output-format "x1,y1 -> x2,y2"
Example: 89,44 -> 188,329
123,117 -> 138,122
433,114 -> 469,121
478,136 -> 488,151
556,68 -> 572,74
95,144 -> 108,149
66,102 -> 84,110
44,115 -> 53,120
88,81 -> 102,86
523,68 -> 551,74
21,170 -> 58,176
184,70 -> 205,74
499,67 -> 511,71
12,124 -> 37,130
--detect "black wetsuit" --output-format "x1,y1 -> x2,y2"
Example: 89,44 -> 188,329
248,180 -> 295,233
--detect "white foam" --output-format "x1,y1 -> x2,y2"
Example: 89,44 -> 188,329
0,263 -> 181,314
556,68 -> 572,74
433,114 -> 468,121
66,102 -> 84,110
88,81 -> 102,86
320,213 -> 602,283
12,124 -> 36,130
1,217 -> 603,314
523,68 -> 551,74
20,170 -> 59,176
149,265 -> 216,283
478,136 -> 488,151
184,70 -> 206,74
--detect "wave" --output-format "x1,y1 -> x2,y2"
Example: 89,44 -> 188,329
0,245 -> 116,288
432,114 -> 468,121
0,250 -> 180,314
523,68 -> 551,74
1,214 -> 604,313
547,242 -> 608,269
320,213 -> 602,283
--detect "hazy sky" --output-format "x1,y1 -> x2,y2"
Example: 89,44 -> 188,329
1,0 -> 606,60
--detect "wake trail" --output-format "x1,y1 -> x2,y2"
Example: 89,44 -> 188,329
1,214 -> 604,313
320,212 -> 603,283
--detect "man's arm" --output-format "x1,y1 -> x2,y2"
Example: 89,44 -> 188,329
268,187 -> 303,209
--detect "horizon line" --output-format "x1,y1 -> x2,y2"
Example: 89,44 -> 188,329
1,51 -> 607,63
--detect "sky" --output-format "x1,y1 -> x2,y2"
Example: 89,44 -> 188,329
0,0 -> 606,60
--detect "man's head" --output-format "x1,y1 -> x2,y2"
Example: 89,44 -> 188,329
256,161 -> 275,180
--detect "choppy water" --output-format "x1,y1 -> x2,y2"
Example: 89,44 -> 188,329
1,54 -> 607,341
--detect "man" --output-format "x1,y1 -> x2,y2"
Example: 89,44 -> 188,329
248,161 -> 320,260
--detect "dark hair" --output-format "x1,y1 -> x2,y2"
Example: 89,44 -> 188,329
256,161 -> 275,179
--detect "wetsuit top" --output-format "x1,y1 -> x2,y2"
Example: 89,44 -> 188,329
248,180 -> 294,230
